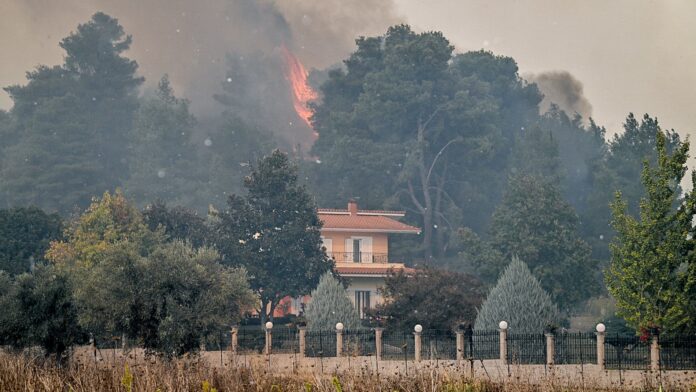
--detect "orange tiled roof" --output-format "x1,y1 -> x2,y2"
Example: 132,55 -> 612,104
335,263 -> 415,276
318,200 -> 420,234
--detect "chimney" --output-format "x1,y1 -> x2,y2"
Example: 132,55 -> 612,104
348,199 -> 358,215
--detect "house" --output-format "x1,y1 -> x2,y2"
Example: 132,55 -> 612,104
276,200 -> 421,318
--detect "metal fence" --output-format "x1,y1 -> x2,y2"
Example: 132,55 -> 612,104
604,334 -> 650,370
237,327 -> 265,354
305,330 -> 337,358
92,326 -> 696,371
507,333 -> 546,364
660,335 -> 696,370
555,332 -> 597,365
421,330 -> 457,360
343,329 -> 376,356
467,330 -> 500,360
382,330 -> 414,360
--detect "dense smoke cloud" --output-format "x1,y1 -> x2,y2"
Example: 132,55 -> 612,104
527,71 -> 593,120
1,0 -> 401,145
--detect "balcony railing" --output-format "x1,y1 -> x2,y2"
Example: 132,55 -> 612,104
328,252 -> 389,263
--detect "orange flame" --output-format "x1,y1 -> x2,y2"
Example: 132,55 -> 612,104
280,45 -> 318,130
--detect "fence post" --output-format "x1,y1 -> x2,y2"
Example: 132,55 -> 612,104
298,326 -> 306,358
230,326 -> 238,354
456,328 -> 465,362
265,321 -> 273,355
414,324 -> 423,362
336,322 -> 344,357
596,323 -> 606,370
499,321 -> 508,363
545,332 -> 555,367
650,331 -> 660,372
375,327 -> 384,361
121,333 -> 127,350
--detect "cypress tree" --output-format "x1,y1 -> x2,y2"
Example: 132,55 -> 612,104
305,272 -> 362,331
474,257 -> 560,333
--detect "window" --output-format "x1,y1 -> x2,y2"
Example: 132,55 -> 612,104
354,290 -> 371,319
352,239 -> 361,262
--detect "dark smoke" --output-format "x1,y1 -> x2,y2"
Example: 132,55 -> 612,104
527,71 -> 593,120
2,0 -> 401,145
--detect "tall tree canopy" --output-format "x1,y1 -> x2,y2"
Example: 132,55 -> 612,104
215,150 -> 333,323
488,174 -> 598,310
606,131 -> 696,334
1,13 -> 143,214
310,25 -> 542,261
126,76 -> 202,207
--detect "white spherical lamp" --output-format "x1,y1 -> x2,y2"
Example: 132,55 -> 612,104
596,323 -> 606,333
499,321 -> 509,330
265,321 -> 273,330
414,324 -> 423,333
336,322 -> 344,331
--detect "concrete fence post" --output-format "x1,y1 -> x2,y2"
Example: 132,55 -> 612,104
545,332 -> 555,367
121,333 -> 127,350
650,333 -> 660,371
456,329 -> 465,362
596,323 -> 606,370
499,321 -> 508,363
298,326 -> 306,358
264,322 -> 273,355
414,324 -> 423,362
230,326 -> 238,354
374,327 -> 384,361
336,323 -> 344,357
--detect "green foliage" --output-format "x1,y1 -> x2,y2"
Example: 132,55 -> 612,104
1,13 -> 142,214
606,131 -> 696,333
47,191 -> 254,357
46,190 -> 159,269
0,207 -> 63,275
215,150 -> 333,322
0,265 -> 84,357
310,25 -> 542,260
305,272 -> 361,331
489,174 -> 598,309
452,228 -> 506,286
142,200 -> 210,249
375,268 -> 483,331
474,257 -> 560,333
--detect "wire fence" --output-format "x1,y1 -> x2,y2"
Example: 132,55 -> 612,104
554,332 -> 597,365
604,334 -> 650,370
660,335 -> 696,370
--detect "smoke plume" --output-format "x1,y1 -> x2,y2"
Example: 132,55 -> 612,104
1,0 -> 401,146
526,71 -> 593,120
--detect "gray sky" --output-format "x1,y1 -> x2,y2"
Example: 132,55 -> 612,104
1,0 -> 694,140
395,0 -> 696,138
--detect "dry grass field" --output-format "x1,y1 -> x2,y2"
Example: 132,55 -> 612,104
0,351 -> 689,391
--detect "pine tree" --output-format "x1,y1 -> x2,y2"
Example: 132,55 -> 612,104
305,272 -> 362,332
474,257 -> 560,333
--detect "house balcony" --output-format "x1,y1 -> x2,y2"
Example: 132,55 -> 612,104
328,252 -> 389,263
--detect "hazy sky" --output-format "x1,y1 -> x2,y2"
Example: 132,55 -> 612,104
1,0 -> 694,140
395,0 -> 696,138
